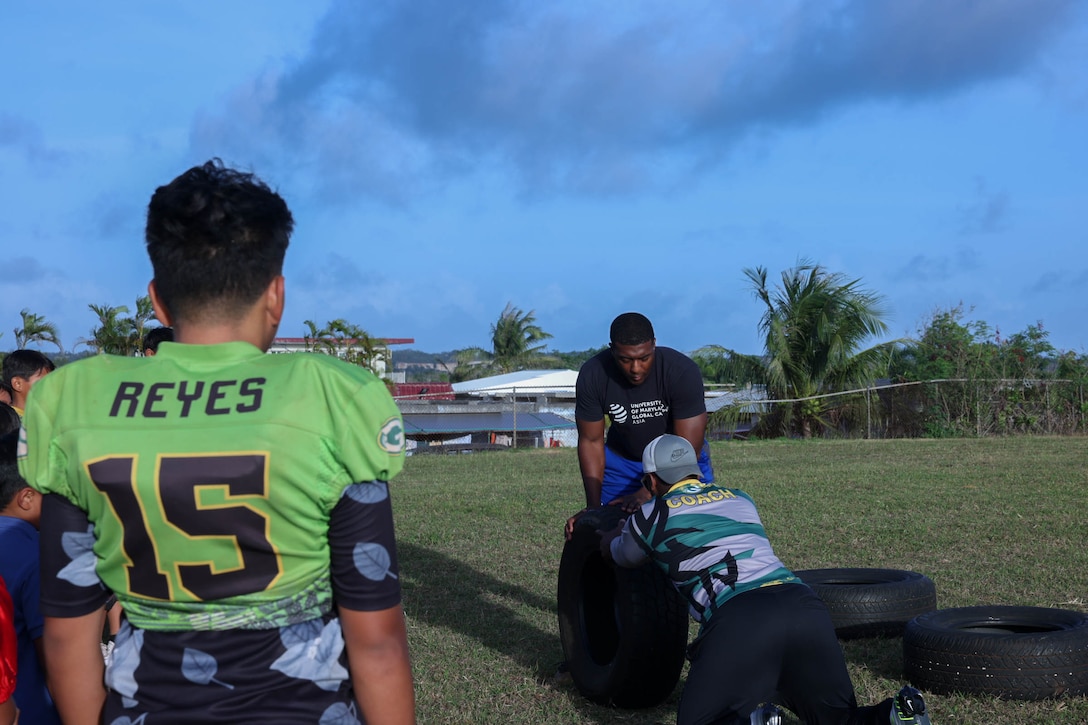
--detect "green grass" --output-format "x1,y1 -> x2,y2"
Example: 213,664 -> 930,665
393,438 -> 1088,724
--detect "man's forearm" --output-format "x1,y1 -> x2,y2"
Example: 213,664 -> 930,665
580,475 -> 603,509
576,418 -> 607,508
43,613 -> 106,725
577,442 -> 605,507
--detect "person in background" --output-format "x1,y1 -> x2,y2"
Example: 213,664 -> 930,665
141,326 -> 173,356
599,434 -> 932,725
1,576 -> 20,725
0,406 -> 19,438
19,159 -> 415,724
0,433 -> 60,724
0,351 -> 54,419
567,312 -> 713,540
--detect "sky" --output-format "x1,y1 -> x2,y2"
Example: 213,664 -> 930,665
3,0 -> 1087,359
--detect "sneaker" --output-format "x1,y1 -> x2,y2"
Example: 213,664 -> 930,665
890,686 -> 931,725
750,702 -> 784,725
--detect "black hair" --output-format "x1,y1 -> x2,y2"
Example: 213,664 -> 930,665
142,326 -> 174,353
0,431 -> 28,509
609,312 -> 655,346
0,403 -> 19,437
2,349 -> 55,386
145,158 -> 294,322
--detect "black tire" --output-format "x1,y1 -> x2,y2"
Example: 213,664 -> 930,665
557,506 -> 689,708
904,606 -> 1088,700
793,568 -> 937,638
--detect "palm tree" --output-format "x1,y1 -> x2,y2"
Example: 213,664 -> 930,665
449,346 -> 496,383
451,303 -> 558,381
303,319 -> 386,375
14,309 -> 62,350
78,296 -> 160,356
81,304 -> 131,355
302,319 -> 325,353
692,345 -> 768,385
741,262 -> 901,437
491,303 -> 553,371
326,319 -> 384,373
123,295 -> 156,355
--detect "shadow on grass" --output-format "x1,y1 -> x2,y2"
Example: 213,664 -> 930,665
398,542 -> 676,724
399,541 -> 558,668
840,636 -> 906,682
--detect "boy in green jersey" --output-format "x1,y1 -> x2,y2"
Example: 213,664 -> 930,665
19,160 -> 415,724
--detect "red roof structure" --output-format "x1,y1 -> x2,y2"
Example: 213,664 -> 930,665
394,383 -> 455,401
272,337 -> 414,345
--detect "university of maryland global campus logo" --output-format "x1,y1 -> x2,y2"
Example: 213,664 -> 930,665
608,403 -> 628,424
379,417 -> 405,454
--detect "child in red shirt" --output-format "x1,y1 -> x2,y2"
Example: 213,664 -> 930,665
1,576 -> 18,724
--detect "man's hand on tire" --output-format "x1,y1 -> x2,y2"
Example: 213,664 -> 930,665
611,487 -> 652,513
565,509 -> 587,541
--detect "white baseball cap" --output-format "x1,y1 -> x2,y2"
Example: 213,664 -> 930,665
641,434 -> 701,485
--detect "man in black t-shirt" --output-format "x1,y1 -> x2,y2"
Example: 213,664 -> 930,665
565,313 -> 713,539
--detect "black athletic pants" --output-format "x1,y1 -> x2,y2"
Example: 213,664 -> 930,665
678,583 -> 893,725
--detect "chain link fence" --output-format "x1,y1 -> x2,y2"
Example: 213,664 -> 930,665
708,378 -> 1088,439
392,378 -> 1087,453
394,384 -> 578,454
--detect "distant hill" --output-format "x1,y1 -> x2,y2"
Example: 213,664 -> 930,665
0,349 -> 92,367
392,347 -> 605,373
394,349 -> 460,364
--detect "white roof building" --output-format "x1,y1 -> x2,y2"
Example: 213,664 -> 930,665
451,370 -> 579,398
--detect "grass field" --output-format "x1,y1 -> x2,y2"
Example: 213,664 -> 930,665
392,437 -> 1088,724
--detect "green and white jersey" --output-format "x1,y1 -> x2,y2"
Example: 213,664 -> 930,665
610,480 -> 798,625
19,341 -> 405,632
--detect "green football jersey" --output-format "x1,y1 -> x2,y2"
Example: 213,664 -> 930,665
19,341 -> 405,631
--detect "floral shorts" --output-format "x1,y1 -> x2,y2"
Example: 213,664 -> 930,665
104,614 -> 363,725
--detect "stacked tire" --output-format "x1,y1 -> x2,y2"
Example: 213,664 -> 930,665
794,568 -> 938,639
557,506 -> 689,708
796,567 -> 1088,700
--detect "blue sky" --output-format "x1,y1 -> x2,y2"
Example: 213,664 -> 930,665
3,1 -> 1087,358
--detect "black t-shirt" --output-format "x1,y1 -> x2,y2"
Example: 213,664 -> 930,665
575,346 -> 706,461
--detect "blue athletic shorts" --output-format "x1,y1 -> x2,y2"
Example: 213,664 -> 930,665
600,441 -> 714,505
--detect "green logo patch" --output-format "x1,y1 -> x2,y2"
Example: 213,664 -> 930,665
379,418 -> 404,454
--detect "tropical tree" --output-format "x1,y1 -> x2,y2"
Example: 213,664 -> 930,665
886,308 -> 1086,436
449,347 -> 495,382
451,303 -> 559,382
302,319 -> 325,353
746,262 -> 902,437
1055,349 -> 1088,383
302,319 -> 387,375
552,347 -> 607,371
77,296 -> 156,356
14,308 -> 62,350
81,304 -> 131,355
888,305 -> 997,382
491,303 -> 553,367
328,319 -> 384,373
891,306 -> 1075,384
997,322 -> 1057,380
691,346 -> 768,387
125,295 -> 156,354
